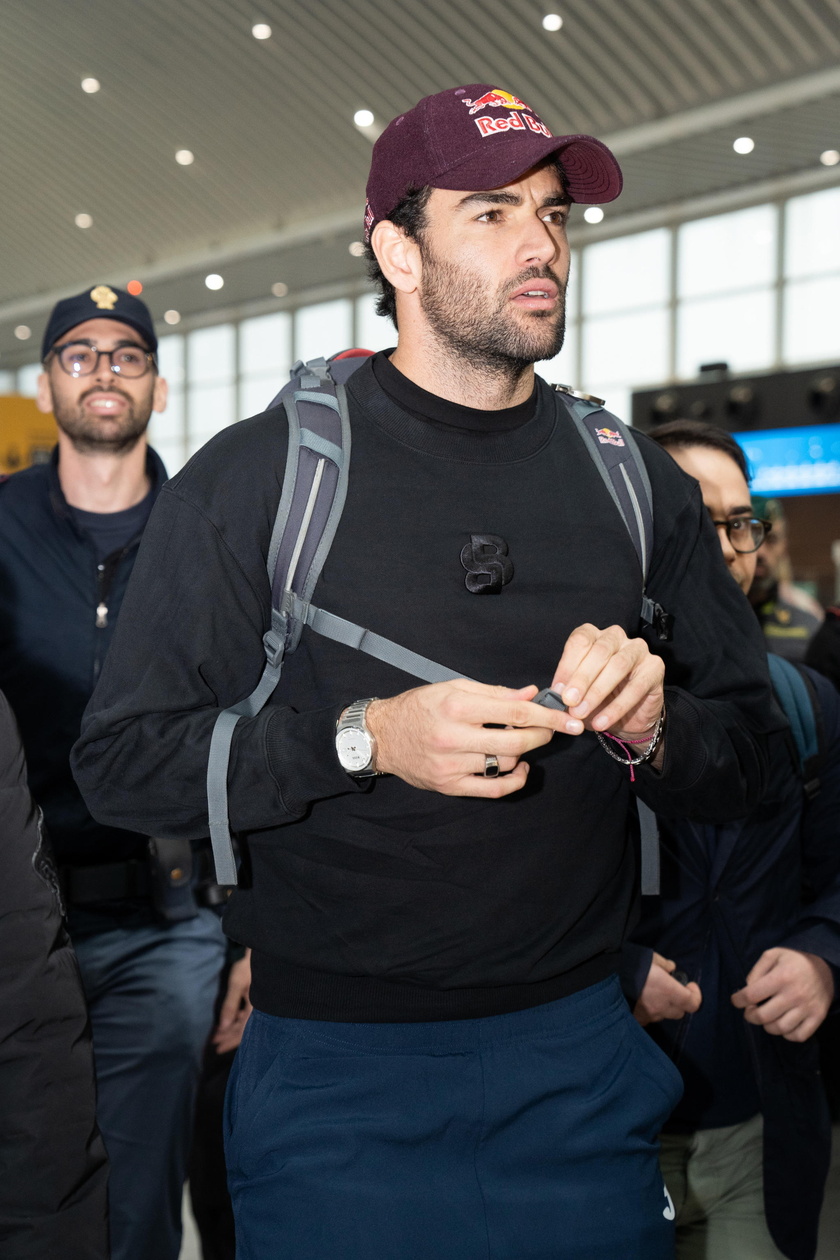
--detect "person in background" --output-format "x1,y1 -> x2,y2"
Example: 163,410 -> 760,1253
0,689 -> 109,1260
749,495 -> 824,662
0,285 -> 228,1260
624,418 -> 840,1260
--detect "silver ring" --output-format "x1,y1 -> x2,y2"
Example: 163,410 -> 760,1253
483,754 -> 500,778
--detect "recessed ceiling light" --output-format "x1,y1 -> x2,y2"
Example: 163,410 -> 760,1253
348,241 -> 365,257
820,149 -> 840,166
81,77 -> 100,94
542,13 -> 563,31
252,22 -> 271,39
354,110 -> 374,128
164,309 -> 181,325
733,136 -> 755,154
14,325 -> 31,340
127,280 -> 143,295
75,212 -> 93,229
205,274 -> 224,290
271,281 -> 289,297
583,206 -> 604,224
175,149 -> 195,166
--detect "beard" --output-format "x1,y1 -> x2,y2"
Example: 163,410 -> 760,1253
53,385 -> 152,454
417,244 -> 566,374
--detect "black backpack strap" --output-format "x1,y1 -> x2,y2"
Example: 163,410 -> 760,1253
558,390 -> 673,643
767,653 -> 824,799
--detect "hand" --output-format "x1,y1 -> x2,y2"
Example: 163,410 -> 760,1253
633,952 -> 702,1026
211,949 -> 252,1055
551,625 -> 665,766
366,680 -> 567,797
731,947 -> 834,1043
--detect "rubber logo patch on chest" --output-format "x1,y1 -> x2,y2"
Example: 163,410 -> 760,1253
460,534 -> 514,594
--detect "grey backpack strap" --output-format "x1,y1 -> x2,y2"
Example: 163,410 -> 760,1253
559,390 -> 673,643
207,356 -> 355,886
637,800 -> 660,896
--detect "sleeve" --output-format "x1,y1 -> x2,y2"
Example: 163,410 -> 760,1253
630,464 -> 783,821
72,486 -> 365,841
0,693 -> 109,1257
778,671 -> 840,976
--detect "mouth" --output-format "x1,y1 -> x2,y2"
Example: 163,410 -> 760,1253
508,279 -> 559,311
82,391 -> 130,416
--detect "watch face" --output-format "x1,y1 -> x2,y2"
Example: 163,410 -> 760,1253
336,726 -> 373,772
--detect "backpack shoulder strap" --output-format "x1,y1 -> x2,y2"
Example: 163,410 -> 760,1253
767,653 -> 823,798
207,353 -> 471,886
556,388 -> 672,642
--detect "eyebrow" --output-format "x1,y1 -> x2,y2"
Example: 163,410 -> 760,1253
707,505 -> 753,518
456,191 -> 571,210
56,338 -> 147,350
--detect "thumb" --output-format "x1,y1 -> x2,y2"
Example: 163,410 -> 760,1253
652,953 -> 676,974
684,981 -> 702,1012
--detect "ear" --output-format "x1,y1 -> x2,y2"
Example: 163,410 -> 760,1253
152,374 -> 168,414
371,220 -> 421,297
35,371 -> 54,415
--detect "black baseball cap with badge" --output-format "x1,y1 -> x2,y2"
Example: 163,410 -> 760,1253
41,284 -> 158,362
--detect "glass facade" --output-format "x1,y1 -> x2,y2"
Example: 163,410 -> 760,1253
10,187 -> 840,474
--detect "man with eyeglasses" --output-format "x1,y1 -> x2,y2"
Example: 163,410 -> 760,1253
0,285 -> 227,1260
621,419 -> 840,1260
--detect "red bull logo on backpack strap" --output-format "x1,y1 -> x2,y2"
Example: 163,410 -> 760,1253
595,427 -> 625,447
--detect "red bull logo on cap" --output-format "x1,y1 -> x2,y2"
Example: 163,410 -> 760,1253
462,88 -> 552,140
462,89 -> 531,116
595,427 -> 625,447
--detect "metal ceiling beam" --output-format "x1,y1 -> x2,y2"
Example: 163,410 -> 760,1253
601,65 -> 840,155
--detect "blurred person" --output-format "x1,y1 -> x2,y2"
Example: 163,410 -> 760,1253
623,419 -> 840,1260
0,285 -> 228,1260
74,88 -> 781,1259
806,605 -> 840,693
749,496 -> 823,661
0,689 -> 109,1260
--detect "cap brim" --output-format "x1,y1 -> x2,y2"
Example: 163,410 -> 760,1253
431,133 -> 622,204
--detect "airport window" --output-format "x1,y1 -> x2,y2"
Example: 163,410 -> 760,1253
583,229 -> 669,316
295,300 -> 352,366
677,204 -> 777,298
677,289 -> 775,379
355,293 -> 396,353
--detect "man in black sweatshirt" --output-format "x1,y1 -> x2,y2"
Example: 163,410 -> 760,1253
74,86 -> 781,1259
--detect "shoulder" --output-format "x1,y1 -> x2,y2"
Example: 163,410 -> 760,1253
165,405 -> 289,513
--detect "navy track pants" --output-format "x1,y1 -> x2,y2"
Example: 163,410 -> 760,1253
225,974 -> 683,1258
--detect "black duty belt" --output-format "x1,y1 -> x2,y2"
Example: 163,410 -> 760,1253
61,858 -> 152,905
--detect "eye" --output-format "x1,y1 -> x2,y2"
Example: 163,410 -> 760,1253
477,208 -> 503,223
116,348 -> 144,365
542,209 -> 569,226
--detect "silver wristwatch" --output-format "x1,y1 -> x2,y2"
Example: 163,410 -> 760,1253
335,698 -> 381,777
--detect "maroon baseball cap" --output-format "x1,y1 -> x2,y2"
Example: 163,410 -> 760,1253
364,84 -> 622,240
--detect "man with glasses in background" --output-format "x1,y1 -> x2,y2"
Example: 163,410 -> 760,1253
622,419 -> 840,1260
0,286 -> 228,1260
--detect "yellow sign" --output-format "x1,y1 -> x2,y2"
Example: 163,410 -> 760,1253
90,284 -> 118,310
0,395 -> 57,473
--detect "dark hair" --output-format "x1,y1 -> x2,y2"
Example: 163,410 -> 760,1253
363,155 -> 569,331
649,418 -> 751,484
363,185 -> 433,330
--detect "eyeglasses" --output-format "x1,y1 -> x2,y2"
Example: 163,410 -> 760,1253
51,341 -> 156,379
711,517 -> 772,554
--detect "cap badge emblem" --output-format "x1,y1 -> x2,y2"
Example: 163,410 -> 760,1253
90,284 -> 118,310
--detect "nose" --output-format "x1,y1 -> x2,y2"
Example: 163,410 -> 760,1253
715,523 -> 738,568
93,350 -> 118,385
515,213 -> 562,270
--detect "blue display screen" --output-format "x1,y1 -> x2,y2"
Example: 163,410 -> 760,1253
733,423 -> 840,497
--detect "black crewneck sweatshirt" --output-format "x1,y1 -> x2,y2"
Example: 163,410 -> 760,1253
75,357 -> 778,1021
372,350 -> 538,432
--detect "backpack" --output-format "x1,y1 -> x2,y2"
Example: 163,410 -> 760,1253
206,353 -> 671,889
767,654 -> 825,799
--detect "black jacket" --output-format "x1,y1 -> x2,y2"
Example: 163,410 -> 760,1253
623,666 -> 840,1260
0,446 -> 166,866
0,691 -> 109,1259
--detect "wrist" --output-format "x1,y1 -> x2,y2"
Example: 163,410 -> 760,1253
335,698 -> 383,777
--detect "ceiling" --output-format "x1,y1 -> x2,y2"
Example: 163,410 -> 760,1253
1,0 -> 839,366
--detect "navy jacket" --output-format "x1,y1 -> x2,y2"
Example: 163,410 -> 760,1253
0,447 -> 166,866
624,664 -> 840,1260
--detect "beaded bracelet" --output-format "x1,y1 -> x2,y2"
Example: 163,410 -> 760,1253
596,708 -> 666,782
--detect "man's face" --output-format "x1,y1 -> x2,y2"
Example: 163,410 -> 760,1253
751,518 -> 786,602
37,317 -> 167,454
669,445 -> 757,593
414,163 -> 571,369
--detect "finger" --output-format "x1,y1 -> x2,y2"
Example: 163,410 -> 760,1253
445,685 -> 569,735
564,641 -> 646,721
480,727 -> 554,758
553,626 -> 628,707
741,994 -> 790,1027
744,949 -> 782,988
738,970 -> 786,1008
652,953 -> 676,973
783,1016 -> 820,1043
453,761 -> 530,798
218,985 -> 244,1029
759,1006 -> 807,1038
684,982 -> 702,1012
551,624 -> 603,696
